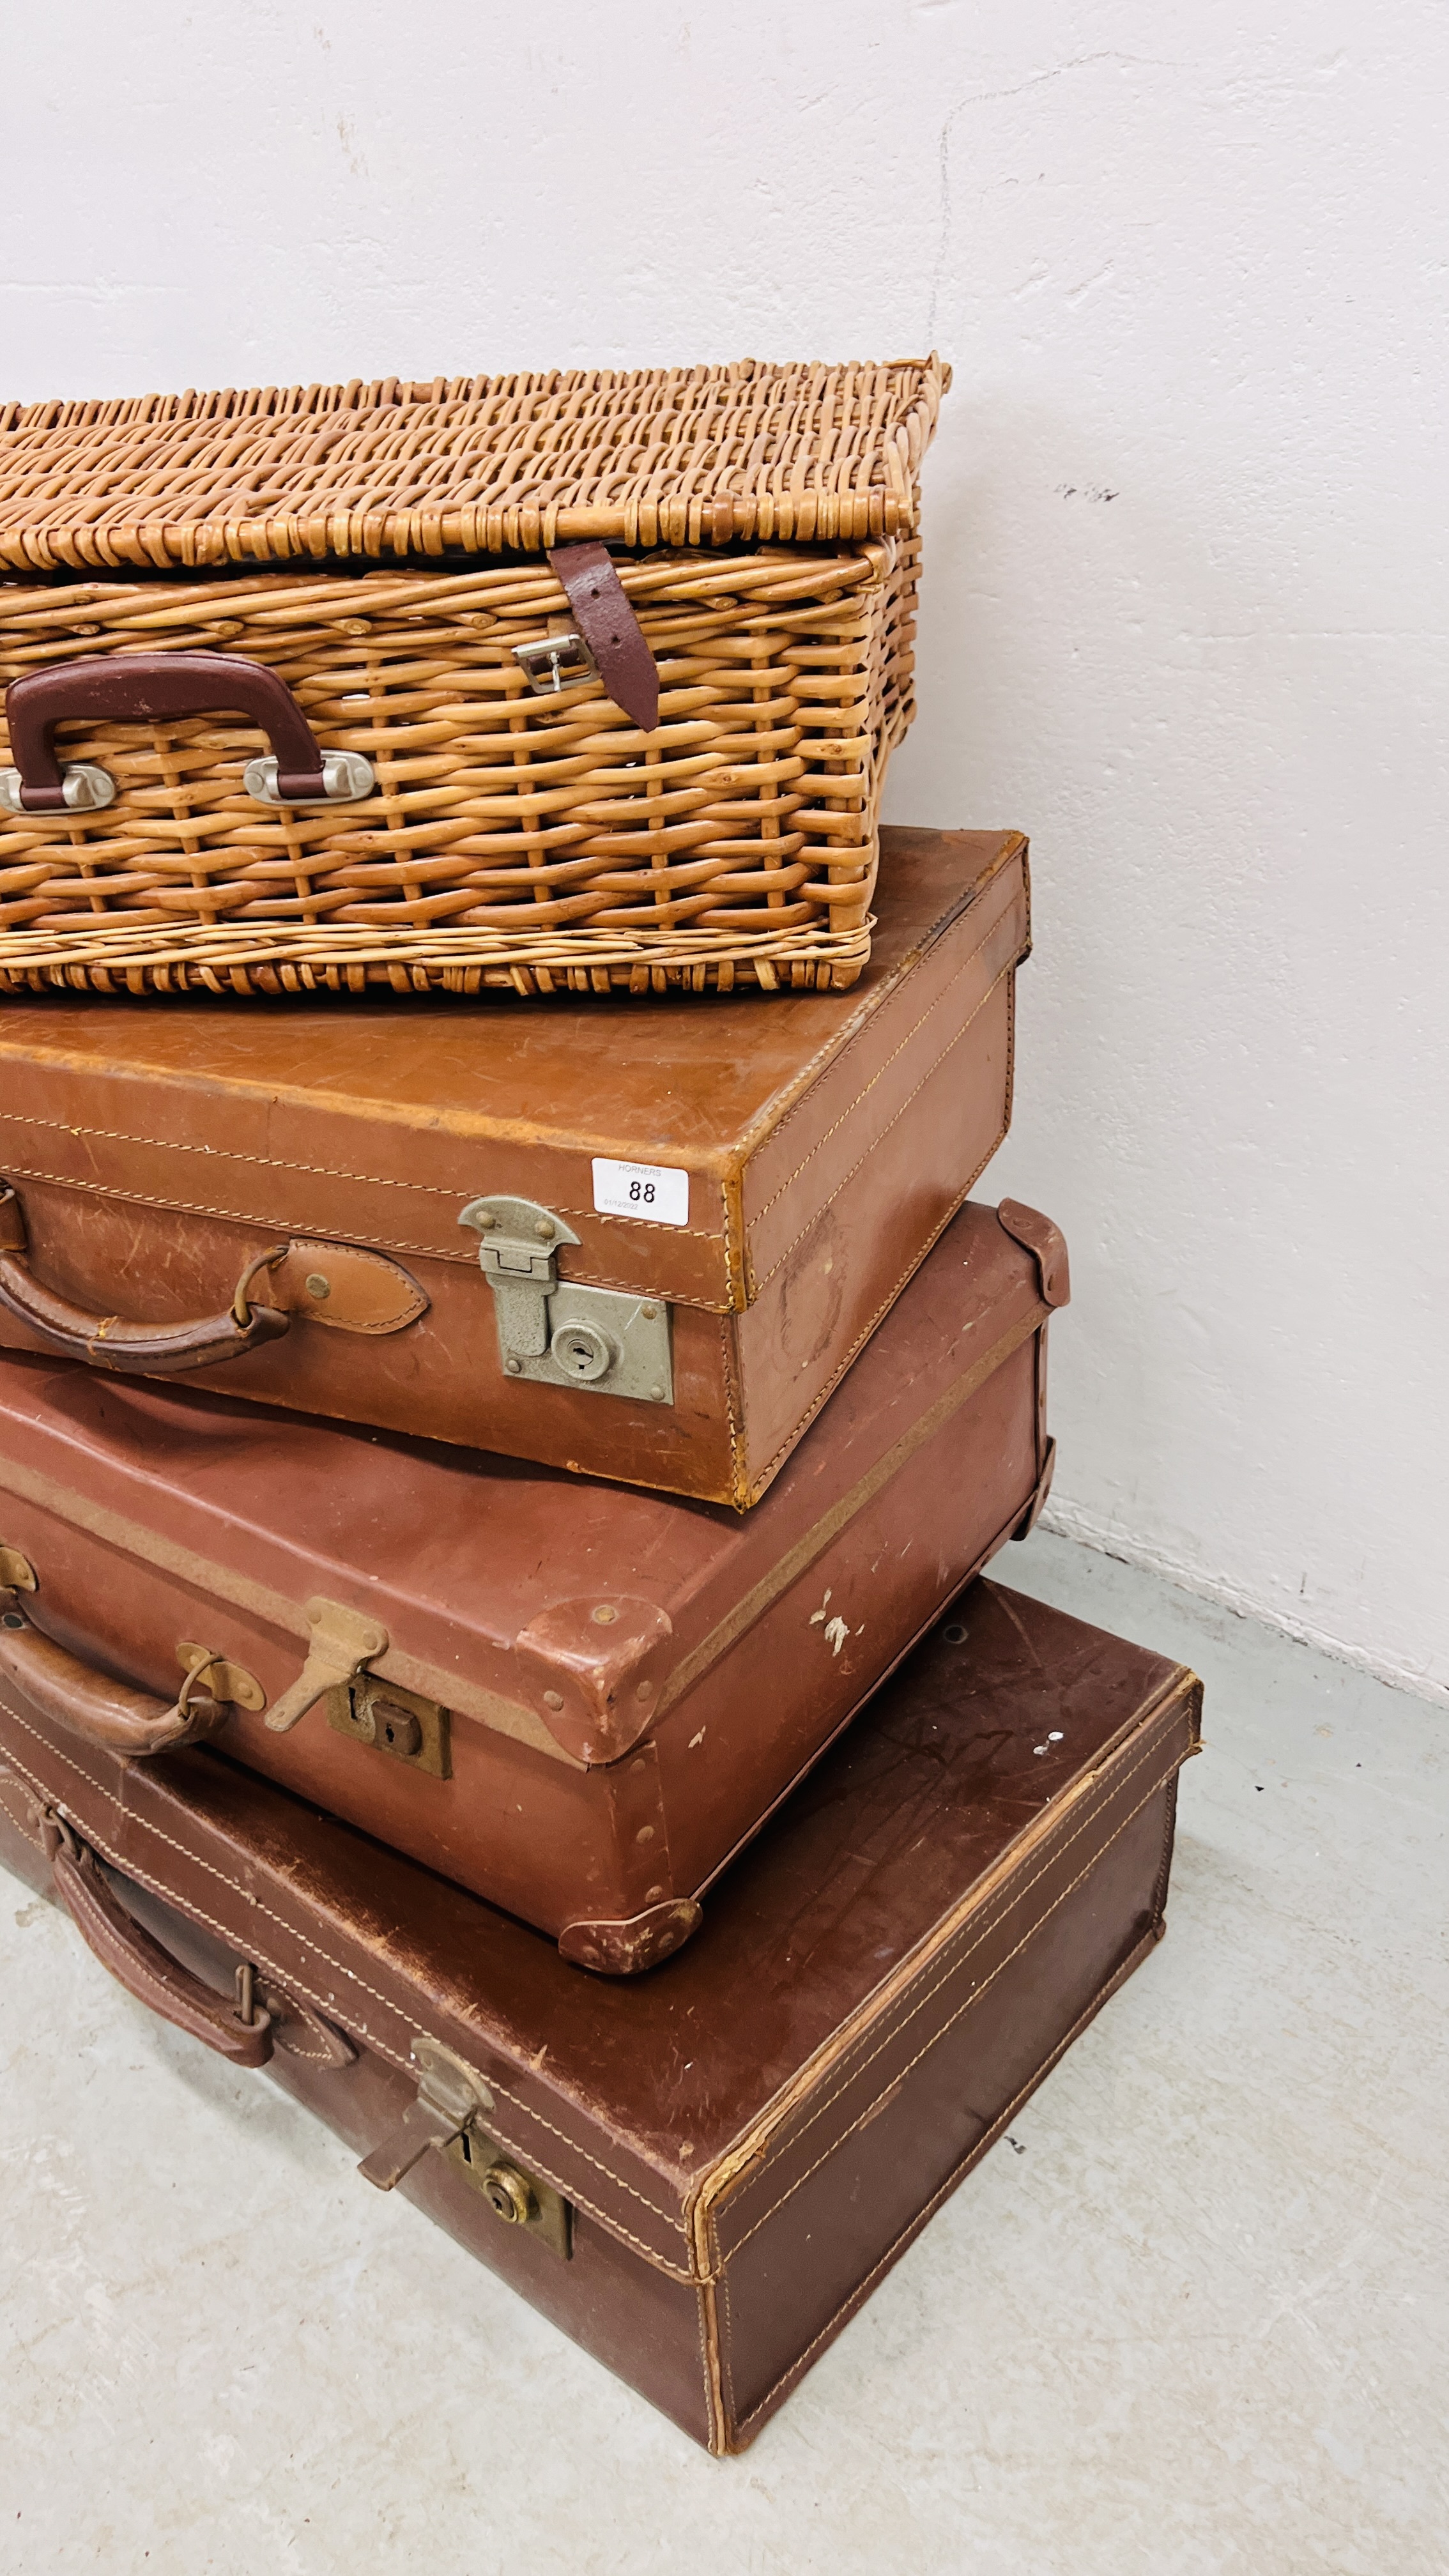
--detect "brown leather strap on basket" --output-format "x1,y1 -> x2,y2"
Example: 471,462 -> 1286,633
0,1188 -> 291,1373
42,1813 -> 273,2067
547,544 -> 660,732
0,1600 -> 227,1758
4,648 -> 344,809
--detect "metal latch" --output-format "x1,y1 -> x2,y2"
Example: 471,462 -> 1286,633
513,632 -> 592,696
458,1194 -> 672,1406
263,1597 -> 390,1736
358,2035 -> 571,2258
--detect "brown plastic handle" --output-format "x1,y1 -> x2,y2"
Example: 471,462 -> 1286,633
5,648 -> 332,811
0,1188 -> 291,1374
45,1820 -> 273,2067
0,1600 -> 227,1758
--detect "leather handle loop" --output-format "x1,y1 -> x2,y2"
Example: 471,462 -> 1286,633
5,649 -> 333,811
546,545 -> 660,732
0,1603 -> 227,1758
45,1817 -> 273,2067
0,1187 -> 290,1374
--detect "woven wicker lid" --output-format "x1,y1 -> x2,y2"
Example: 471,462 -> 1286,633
0,355 -> 948,575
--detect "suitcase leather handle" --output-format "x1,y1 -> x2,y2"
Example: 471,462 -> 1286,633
43,1814 -> 273,2067
3,648 -> 367,811
0,1602 -> 229,1758
0,1191 -> 291,1374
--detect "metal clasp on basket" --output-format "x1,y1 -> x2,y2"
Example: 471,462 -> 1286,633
243,750 -> 376,806
0,762 -> 116,815
513,631 -> 593,696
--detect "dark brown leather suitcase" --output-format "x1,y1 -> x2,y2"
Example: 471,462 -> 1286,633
0,1578 -> 1201,2455
0,824 -> 1027,1506
0,1195 -> 1065,1970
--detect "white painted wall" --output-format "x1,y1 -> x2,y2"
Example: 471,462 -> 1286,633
5,2 -> 1446,1694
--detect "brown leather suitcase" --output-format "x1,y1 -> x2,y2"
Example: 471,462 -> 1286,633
0,1578 -> 1201,2455
0,824 -> 1027,1507
0,1195 -> 1065,1970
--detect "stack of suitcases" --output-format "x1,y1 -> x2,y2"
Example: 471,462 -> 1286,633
0,358 -> 1200,2453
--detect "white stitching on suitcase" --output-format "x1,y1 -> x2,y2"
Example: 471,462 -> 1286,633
0,1765 -> 42,1842
733,845 -> 1023,1176
0,1155 -> 728,1312
719,2263 -> 739,2426
749,917 -> 1019,1230
0,1731 -> 691,2276
745,1091 -> 1016,1497
718,1308 -> 746,1499
717,1724 -> 1176,2234
713,1740 -> 1181,2260
730,1920 -> 1145,2437
0,1157 -> 479,1266
0,1691 -> 684,2242
0,1112 -> 724,1248
749,963 -> 1013,1291
697,2283 -> 724,2452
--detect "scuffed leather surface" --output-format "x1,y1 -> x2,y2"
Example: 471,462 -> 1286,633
0,1201 -> 1053,1933
0,1577 -> 1199,2453
0,829 -> 1029,1504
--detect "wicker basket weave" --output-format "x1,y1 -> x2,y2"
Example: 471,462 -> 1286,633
0,358 -> 946,998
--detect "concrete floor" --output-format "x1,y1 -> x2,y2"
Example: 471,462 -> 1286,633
1,1530 -> 1445,2575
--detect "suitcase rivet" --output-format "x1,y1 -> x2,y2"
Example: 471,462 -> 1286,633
943,1623 -> 967,1644
533,1219 -> 554,1242
305,1273 -> 332,1301
635,1679 -> 654,1702
505,1358 -> 523,1375
542,1689 -> 565,1711
635,1825 -> 656,1844
2,1611 -> 26,1630
648,1384 -> 666,1401
591,1605 -> 618,1625
645,1885 -> 666,1903
640,1302 -> 658,1321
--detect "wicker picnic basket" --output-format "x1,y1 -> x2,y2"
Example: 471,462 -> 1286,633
0,357 -> 946,999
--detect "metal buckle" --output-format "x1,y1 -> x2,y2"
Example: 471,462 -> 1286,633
513,631 -> 593,696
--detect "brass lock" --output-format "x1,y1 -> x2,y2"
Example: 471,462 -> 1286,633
356,1695 -> 422,1758
356,2034 -> 572,2259
326,1675 -> 451,1777
450,2126 -> 571,2257
479,2160 -> 535,2227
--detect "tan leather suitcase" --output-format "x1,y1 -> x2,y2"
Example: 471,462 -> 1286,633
0,1578 -> 1201,2455
0,824 -> 1027,1506
0,1195 -> 1064,1970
